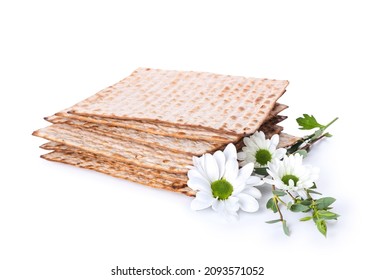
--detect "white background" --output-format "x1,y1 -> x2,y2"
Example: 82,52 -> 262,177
0,0 -> 373,279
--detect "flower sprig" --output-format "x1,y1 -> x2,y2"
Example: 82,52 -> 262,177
265,185 -> 338,236
255,115 -> 339,236
188,143 -> 263,219
287,114 -> 339,156
188,114 -> 338,237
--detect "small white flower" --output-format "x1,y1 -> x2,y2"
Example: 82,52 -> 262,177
264,154 -> 319,199
188,143 -> 264,218
237,131 -> 286,168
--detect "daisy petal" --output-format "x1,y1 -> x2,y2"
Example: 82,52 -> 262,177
237,193 -> 260,212
253,132 -> 266,148
187,176 -> 211,192
191,191 -> 215,210
225,196 -> 240,213
192,156 -> 208,180
243,137 -> 252,147
224,157 -> 239,183
243,186 -> 262,199
246,176 -> 264,187
288,179 -> 295,187
187,169 -> 209,184
263,178 -> 275,185
273,148 -> 286,160
204,154 -> 219,182
270,134 -> 280,150
237,162 -> 254,183
237,151 -> 246,161
296,189 -> 308,199
212,199 -> 224,213
224,143 -> 237,161
266,164 -> 278,179
212,199 -> 239,219
213,150 -> 226,179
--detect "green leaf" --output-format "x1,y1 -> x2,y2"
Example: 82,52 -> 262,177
324,132 -> 333,137
300,216 -> 313,222
266,198 -> 278,213
287,202 -> 293,210
265,219 -> 282,224
316,219 -> 327,237
290,204 -> 310,212
272,190 -> 286,196
282,220 -> 290,236
307,189 -> 322,195
300,199 -> 313,206
254,167 -> 268,176
295,150 -> 308,158
316,197 -> 336,210
296,114 -> 324,130
312,128 -> 323,140
317,210 -> 339,220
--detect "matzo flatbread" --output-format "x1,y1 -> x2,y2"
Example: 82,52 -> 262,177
40,142 -> 188,184
49,103 -> 288,143
67,68 -> 288,134
45,115 -> 287,156
42,151 -> 195,196
33,124 -> 192,174
39,131 -> 299,197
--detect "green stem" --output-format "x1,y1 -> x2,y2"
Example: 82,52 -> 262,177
276,196 -> 287,206
272,185 -> 284,221
286,191 -> 297,202
324,117 -> 339,130
304,117 -> 338,141
301,134 -> 327,152
274,198 -> 283,221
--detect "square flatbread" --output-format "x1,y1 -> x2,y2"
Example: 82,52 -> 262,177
41,150 -> 195,196
40,132 -> 300,197
49,103 -> 288,143
44,114 -> 287,156
66,68 -> 289,135
33,122 -> 285,174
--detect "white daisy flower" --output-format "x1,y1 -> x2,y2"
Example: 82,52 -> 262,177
237,131 -> 286,168
264,153 -> 319,199
188,143 -> 264,218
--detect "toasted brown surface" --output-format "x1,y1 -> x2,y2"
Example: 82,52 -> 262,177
42,150 -> 195,196
46,117 -> 222,155
33,124 -> 192,174
33,68 -> 295,195
38,130 -> 299,197
45,115 -> 287,156
266,103 -> 288,120
53,112 -> 238,143
41,142 -> 188,184
278,133 -> 301,148
49,103 -> 288,143
39,130 -> 299,197
33,121 -> 286,174
67,68 -> 288,134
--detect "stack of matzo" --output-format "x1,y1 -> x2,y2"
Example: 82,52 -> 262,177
33,68 -> 299,196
